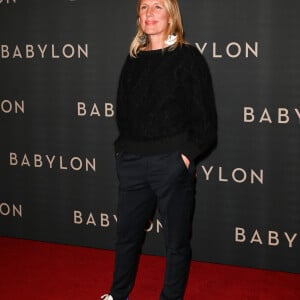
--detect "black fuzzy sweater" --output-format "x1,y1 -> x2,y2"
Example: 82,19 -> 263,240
114,44 -> 217,161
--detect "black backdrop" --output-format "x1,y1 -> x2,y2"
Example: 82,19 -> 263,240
0,0 -> 299,273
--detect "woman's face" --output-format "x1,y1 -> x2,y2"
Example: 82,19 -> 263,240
139,0 -> 170,40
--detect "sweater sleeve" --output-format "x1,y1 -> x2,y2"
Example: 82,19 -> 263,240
115,56 -> 129,134
181,47 -> 218,161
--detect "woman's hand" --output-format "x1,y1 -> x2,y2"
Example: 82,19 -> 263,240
181,154 -> 190,169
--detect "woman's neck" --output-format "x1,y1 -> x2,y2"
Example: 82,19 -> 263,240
146,34 -> 166,51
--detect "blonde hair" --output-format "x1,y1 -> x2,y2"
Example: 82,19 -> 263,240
130,0 -> 186,57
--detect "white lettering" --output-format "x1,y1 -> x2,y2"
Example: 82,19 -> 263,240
37,44 -> 47,58
157,219 -> 163,233
200,166 -> 264,184
195,42 -> 259,59
51,44 -> 59,58
9,153 -> 96,173
13,45 -> 22,58
59,156 -> 68,170
284,232 -> 298,248
250,230 -> 263,245
226,42 -> 242,58
260,108 -> 272,123
9,152 -> 18,166
0,203 -> 11,216
77,102 -> 86,116
251,169 -> 264,185
77,102 -> 114,118
26,44 -> 34,58
219,167 -> 229,182
100,213 -> 110,227
278,108 -> 289,124
70,157 -> 82,171
213,42 -> 222,58
244,107 -> 255,122
0,44 -> 88,59
235,227 -> 298,248
244,107 -> 300,124
269,231 -> 279,246
246,42 -> 258,58
201,166 -> 213,180
86,158 -> 96,172
90,103 -> 100,116
21,154 -> 30,167
74,211 -> 83,224
232,168 -> 247,183
0,203 -> 22,217
86,213 -> 96,226
105,103 -> 114,117
195,42 -> 207,54
0,0 -> 17,3
62,44 -> 75,58
145,219 -> 153,232
34,154 -> 43,168
1,45 -> 9,58
78,44 -> 88,58
73,211 -> 162,233
45,155 -> 56,169
235,227 -> 246,242
0,100 -> 24,114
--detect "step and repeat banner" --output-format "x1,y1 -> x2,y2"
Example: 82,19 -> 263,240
0,0 -> 299,273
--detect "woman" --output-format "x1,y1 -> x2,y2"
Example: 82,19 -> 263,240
101,0 -> 217,299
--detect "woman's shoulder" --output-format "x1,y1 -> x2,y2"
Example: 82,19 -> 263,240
177,43 -> 208,66
180,43 -> 198,52
179,43 -> 201,55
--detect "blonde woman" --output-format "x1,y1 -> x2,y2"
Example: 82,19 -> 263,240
101,0 -> 217,299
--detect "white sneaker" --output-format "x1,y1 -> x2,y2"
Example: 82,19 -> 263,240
101,294 -> 113,300
101,293 -> 128,300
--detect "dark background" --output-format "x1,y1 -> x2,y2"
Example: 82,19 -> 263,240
0,0 -> 299,273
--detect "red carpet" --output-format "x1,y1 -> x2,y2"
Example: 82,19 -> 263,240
0,237 -> 299,300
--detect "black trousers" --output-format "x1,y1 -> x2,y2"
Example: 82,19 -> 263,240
110,151 -> 196,300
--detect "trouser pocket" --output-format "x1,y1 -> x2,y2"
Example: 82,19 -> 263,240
176,152 -> 195,175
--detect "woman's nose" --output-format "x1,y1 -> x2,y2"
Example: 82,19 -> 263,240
146,7 -> 153,17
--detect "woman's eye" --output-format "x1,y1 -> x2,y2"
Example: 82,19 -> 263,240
155,5 -> 162,9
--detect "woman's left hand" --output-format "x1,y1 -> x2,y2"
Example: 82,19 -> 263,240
181,154 -> 190,169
